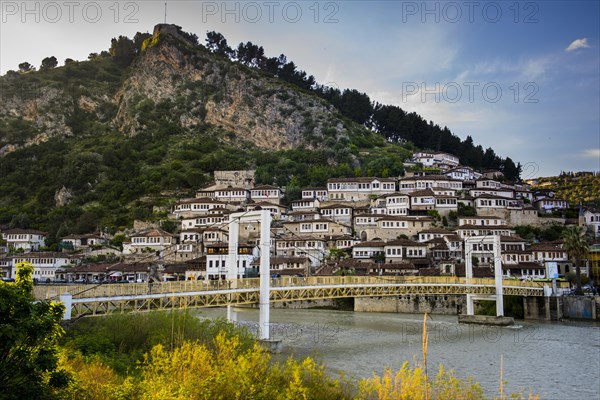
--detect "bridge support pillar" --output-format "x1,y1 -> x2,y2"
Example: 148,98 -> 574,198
227,210 -> 272,340
466,294 -> 475,316
59,292 -> 72,321
227,306 -> 237,323
464,235 -> 504,317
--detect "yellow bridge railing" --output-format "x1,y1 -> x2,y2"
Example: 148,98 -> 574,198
33,276 -> 563,301
31,276 -> 567,319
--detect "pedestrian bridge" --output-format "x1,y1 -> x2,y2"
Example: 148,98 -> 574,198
34,276 -> 560,319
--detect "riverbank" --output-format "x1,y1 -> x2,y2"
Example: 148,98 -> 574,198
55,310 -> 520,400
196,307 -> 600,399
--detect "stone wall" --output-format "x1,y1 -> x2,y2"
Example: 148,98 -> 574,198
523,296 -> 548,320
354,295 -> 464,315
563,296 -> 597,320
475,208 -> 566,228
271,299 -> 339,309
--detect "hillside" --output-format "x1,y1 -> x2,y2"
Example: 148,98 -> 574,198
0,24 -> 518,244
531,172 -> 600,205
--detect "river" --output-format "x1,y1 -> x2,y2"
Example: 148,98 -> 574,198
196,307 -> 600,399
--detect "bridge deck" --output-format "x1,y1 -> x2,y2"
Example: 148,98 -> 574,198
33,276 -> 563,318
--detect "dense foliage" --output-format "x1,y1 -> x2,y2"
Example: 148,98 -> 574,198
533,172 -> 600,206
0,262 -> 67,400
52,311 -> 539,400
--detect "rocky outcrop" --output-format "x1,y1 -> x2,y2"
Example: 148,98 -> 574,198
54,186 -> 73,207
113,26 -> 347,150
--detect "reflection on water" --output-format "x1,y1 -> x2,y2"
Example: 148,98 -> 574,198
196,307 -> 600,399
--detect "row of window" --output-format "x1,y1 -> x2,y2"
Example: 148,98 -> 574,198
251,190 -> 280,197
328,183 -> 395,190
277,241 -> 323,248
386,248 -> 424,256
3,234 -> 43,240
460,219 -> 502,225
478,199 -> 509,207
459,229 -> 511,237
504,254 -> 532,262
206,247 -> 253,254
321,208 -> 351,215
132,237 -> 166,244
176,204 -> 212,211
300,223 -> 329,231
381,221 -> 407,228
13,258 -> 62,265
533,252 -> 566,260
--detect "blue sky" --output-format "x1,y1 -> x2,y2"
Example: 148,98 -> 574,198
1,1 -> 598,177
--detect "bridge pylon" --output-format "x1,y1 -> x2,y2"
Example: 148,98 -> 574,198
464,235 -> 504,317
227,209 -> 272,340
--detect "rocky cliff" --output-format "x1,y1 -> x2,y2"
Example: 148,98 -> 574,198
0,24 -> 349,156
114,26 -> 347,150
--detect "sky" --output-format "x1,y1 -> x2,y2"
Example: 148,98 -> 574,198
0,1 -> 599,178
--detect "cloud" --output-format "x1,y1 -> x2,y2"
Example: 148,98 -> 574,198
581,149 -> 600,158
566,38 -> 591,52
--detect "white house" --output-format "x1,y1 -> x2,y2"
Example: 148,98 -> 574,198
417,228 -> 454,242
214,187 -> 250,203
301,188 -> 328,201
319,204 -> 353,225
445,166 -> 482,182
582,207 -> 600,237
122,229 -> 177,255
474,194 -> 521,210
205,242 -> 257,280
380,193 -> 410,215
10,252 -> 74,282
291,198 -> 321,212
327,177 -> 396,201
458,216 -> 506,226
398,176 -> 462,193
408,189 -> 436,211
180,214 -> 228,230
251,256 -> 310,276
172,198 -> 229,218
275,236 -> 327,268
456,224 -> 515,239
60,233 -> 107,251
250,201 -> 287,220
534,198 -> 569,213
432,152 -> 460,170
352,241 -> 385,261
384,239 -> 428,263
250,185 -> 283,205
2,229 -> 47,251
282,218 -> 352,239
0,257 -> 10,278
529,243 -> 571,276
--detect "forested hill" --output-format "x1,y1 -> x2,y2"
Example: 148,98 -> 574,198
0,24 -> 520,243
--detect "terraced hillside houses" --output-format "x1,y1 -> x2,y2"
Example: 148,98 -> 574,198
1,164 -> 595,284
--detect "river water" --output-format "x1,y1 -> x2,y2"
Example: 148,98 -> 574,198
196,307 -> 600,399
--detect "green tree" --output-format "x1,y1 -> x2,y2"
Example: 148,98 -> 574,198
327,248 -> 348,262
109,35 -> 136,67
0,262 -> 68,399
562,226 -> 590,295
205,31 -> 234,58
40,56 -> 58,70
18,62 -> 33,72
